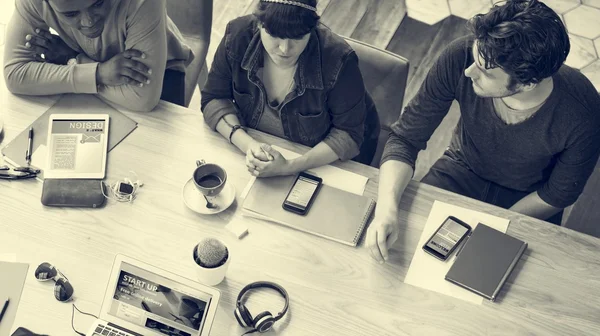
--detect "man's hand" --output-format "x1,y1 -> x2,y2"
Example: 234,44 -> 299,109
246,143 -> 292,177
366,212 -> 400,264
25,28 -> 78,64
96,49 -> 152,87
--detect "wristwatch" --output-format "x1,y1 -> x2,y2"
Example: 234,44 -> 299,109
67,57 -> 78,65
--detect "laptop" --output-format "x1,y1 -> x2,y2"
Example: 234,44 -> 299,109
87,255 -> 221,336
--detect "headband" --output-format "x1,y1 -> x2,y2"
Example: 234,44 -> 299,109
260,0 -> 318,12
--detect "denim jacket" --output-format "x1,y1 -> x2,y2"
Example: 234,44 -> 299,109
201,15 -> 379,163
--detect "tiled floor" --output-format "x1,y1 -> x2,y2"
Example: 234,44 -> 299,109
407,0 -> 600,90
2,1 -> 599,97
447,0 -> 492,20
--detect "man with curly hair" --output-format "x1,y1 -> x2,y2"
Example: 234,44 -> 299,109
368,0 -> 600,263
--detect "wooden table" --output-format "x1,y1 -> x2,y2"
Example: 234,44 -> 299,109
1,96 -> 600,335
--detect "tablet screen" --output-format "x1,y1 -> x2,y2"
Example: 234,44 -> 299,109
48,118 -> 107,177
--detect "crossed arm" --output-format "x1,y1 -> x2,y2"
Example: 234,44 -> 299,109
3,0 -> 169,112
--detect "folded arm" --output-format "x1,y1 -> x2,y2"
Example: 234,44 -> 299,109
4,0 -> 169,112
95,0 -> 168,112
3,3 -> 98,95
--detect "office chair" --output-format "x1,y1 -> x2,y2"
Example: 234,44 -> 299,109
165,0 -> 213,107
344,37 -> 410,167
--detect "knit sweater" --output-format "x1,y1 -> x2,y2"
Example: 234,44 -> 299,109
382,36 -> 600,208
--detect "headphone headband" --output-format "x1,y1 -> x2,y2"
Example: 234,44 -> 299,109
236,281 -> 289,321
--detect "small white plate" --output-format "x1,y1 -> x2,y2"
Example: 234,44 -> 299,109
182,178 -> 236,215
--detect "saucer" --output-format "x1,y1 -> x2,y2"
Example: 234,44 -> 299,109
182,178 -> 236,215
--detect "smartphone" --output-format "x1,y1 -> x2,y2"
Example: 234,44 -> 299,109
282,172 -> 323,215
422,216 -> 472,261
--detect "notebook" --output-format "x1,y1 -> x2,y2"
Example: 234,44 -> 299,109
445,223 -> 527,301
0,262 -> 29,336
242,175 -> 376,246
1,94 -> 137,180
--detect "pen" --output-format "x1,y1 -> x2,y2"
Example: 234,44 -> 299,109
0,299 -> 9,324
25,127 -> 34,165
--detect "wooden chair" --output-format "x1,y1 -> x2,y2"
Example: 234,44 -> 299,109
344,37 -> 410,167
165,0 -> 213,107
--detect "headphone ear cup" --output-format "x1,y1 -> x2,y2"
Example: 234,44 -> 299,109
234,307 -> 246,328
253,311 -> 275,333
235,304 -> 255,328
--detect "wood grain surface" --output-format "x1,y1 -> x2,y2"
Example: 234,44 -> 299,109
1,6 -> 600,335
320,0 -> 371,37
1,90 -> 599,336
350,0 -> 407,49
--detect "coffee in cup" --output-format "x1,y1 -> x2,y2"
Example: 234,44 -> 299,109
193,160 -> 227,197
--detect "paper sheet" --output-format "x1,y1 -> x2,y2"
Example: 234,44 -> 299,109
30,144 -> 47,170
404,200 -> 510,304
241,145 -> 369,199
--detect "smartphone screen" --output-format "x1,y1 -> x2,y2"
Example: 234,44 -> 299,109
424,217 -> 470,260
286,175 -> 320,209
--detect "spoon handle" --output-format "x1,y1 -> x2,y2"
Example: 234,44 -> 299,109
203,194 -> 217,208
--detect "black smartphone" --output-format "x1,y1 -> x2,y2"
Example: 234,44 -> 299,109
282,172 -> 323,215
422,216 -> 472,261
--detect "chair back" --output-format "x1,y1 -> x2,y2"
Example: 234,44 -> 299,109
165,0 -> 207,36
344,37 -> 409,167
165,0 -> 213,106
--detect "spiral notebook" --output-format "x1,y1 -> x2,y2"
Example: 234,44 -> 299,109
242,175 -> 376,246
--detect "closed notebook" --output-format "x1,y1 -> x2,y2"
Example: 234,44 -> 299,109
242,175 -> 375,246
445,223 -> 527,301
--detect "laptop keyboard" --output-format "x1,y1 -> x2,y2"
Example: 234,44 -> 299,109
93,324 -> 133,336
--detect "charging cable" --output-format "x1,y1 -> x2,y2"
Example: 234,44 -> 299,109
101,171 -> 143,203
72,304 -> 98,336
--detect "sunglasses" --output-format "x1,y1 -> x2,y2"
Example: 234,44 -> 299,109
0,165 -> 40,180
34,262 -> 74,302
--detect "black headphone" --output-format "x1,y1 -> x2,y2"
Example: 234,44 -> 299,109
234,281 -> 289,334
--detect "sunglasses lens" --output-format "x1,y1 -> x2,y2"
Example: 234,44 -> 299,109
55,278 -> 74,302
35,262 -> 58,281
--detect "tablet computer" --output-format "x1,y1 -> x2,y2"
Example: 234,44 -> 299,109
45,114 -> 110,179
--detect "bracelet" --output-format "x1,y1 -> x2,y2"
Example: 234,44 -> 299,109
222,117 -> 245,144
229,125 -> 244,144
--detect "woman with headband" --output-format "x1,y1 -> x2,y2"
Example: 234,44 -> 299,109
201,0 -> 379,177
